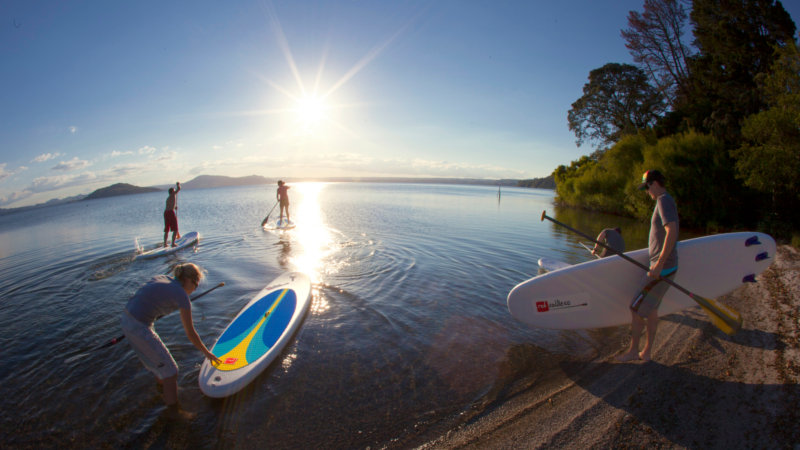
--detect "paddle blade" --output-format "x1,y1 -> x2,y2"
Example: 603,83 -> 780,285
697,297 -> 742,336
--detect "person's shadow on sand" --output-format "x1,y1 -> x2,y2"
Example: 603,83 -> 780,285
661,311 -> 786,351
559,358 -> 800,447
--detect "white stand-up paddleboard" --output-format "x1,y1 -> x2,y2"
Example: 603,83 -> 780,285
275,218 -> 295,229
199,272 -> 312,398
135,231 -> 200,259
263,218 -> 296,230
538,257 -> 571,272
509,232 -> 776,330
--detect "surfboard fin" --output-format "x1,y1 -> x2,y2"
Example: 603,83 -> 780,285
742,274 -> 757,283
745,236 -> 761,247
755,252 -> 770,262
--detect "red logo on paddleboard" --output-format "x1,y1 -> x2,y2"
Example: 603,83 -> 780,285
224,358 -> 238,365
536,301 -> 549,312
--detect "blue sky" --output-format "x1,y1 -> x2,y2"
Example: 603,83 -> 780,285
2,1 -> 799,207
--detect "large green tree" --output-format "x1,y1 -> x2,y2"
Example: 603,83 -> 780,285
568,63 -> 665,148
732,42 -> 800,222
685,0 -> 796,144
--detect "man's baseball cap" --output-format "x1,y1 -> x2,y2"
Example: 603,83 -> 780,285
638,170 -> 665,190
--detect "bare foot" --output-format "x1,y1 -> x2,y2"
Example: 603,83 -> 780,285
615,351 -> 640,362
165,405 -> 196,421
639,350 -> 651,362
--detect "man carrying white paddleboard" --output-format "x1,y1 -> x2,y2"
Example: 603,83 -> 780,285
617,170 -> 679,363
163,182 -> 181,248
592,227 -> 625,258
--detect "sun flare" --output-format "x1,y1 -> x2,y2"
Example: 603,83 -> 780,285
294,95 -> 326,128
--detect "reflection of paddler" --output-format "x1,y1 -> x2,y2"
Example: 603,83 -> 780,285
277,180 -> 291,223
120,263 -> 221,418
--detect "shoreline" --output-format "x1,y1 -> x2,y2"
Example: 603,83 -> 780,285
421,245 -> 800,448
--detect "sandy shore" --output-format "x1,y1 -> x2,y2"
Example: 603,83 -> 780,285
423,245 -> 800,449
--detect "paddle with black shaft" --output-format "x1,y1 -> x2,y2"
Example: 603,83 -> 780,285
261,201 -> 278,227
541,211 -> 742,335
64,282 -> 225,363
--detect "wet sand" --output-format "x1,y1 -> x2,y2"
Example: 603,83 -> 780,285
422,245 -> 800,449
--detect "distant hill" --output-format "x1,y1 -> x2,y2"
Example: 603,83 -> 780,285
0,194 -> 86,216
83,183 -> 160,201
1,174 -> 553,217
517,175 -> 555,189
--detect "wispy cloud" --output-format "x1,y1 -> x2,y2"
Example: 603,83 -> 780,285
138,146 -> 156,155
52,157 -> 90,172
107,163 -> 147,177
30,172 -> 98,193
154,151 -> 177,162
0,163 -> 28,181
32,152 -> 62,163
0,190 -> 33,206
0,163 -> 11,181
111,150 -> 134,157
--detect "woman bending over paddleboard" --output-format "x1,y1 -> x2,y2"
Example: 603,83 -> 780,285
120,263 -> 221,417
277,180 -> 291,222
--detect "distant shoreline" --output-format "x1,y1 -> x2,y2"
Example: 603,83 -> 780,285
0,174 -> 555,216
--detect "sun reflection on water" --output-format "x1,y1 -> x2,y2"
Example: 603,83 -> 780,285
287,182 -> 338,314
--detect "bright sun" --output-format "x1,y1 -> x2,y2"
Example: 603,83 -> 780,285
294,95 -> 326,129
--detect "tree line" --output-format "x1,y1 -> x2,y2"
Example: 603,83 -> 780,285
557,0 -> 799,242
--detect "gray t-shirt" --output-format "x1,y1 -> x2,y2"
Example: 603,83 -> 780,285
125,275 -> 191,325
649,193 -> 679,269
599,228 -> 625,257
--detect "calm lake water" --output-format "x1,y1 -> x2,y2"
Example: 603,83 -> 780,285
0,182 -> 659,448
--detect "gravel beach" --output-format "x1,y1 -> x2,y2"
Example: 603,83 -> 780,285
422,245 -> 800,449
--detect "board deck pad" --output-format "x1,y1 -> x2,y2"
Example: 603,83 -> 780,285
212,289 -> 296,371
508,232 -> 776,330
199,271 -> 311,398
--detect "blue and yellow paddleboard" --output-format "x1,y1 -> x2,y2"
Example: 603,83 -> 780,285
199,272 -> 311,398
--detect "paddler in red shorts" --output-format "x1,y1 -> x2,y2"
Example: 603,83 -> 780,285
163,182 -> 181,247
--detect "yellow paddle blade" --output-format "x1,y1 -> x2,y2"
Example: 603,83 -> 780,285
698,298 -> 743,336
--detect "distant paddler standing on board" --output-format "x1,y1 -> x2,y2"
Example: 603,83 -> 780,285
163,182 -> 181,247
617,170 -> 679,362
591,227 -> 625,258
277,180 -> 290,223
